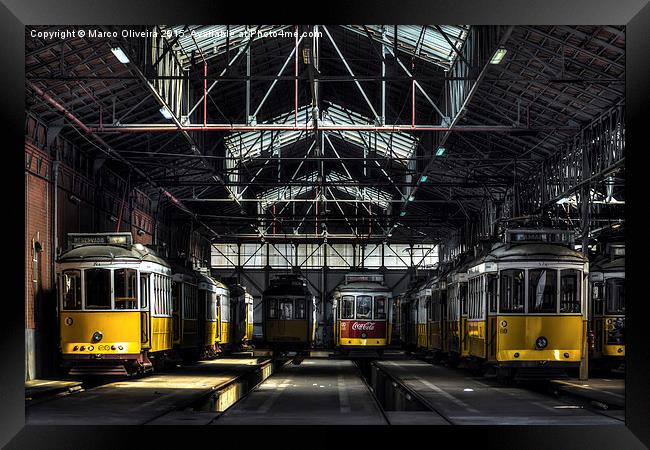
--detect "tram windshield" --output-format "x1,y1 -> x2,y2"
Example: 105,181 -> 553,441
356,296 -> 372,319
279,299 -> 293,319
295,299 -> 306,319
85,268 -> 111,309
267,298 -> 276,318
606,278 -> 625,314
341,296 -> 355,319
560,269 -> 581,313
499,269 -> 525,313
374,296 -> 387,319
114,268 -> 137,310
61,270 -> 81,310
528,269 -> 557,313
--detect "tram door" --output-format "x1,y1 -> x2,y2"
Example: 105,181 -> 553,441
140,273 -> 151,349
172,282 -> 181,343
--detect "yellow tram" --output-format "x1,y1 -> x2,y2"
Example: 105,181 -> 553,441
427,274 -> 448,355
227,280 -> 255,350
262,274 -> 317,352
333,273 -> 392,355
197,271 -> 229,357
398,280 -> 426,351
589,243 -> 625,368
171,263 -> 200,360
465,230 -> 589,378
57,233 -> 173,375
445,258 -> 470,360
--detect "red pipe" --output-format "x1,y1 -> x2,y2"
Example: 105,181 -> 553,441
411,80 -> 415,128
28,82 -> 92,134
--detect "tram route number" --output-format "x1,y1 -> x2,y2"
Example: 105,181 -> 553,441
499,328 -> 508,334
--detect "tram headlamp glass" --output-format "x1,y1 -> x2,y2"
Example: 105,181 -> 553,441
92,331 -> 103,343
535,336 -> 548,349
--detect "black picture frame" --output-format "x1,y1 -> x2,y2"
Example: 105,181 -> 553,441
4,1 -> 649,448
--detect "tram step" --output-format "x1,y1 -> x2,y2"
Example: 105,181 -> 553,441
514,367 -> 568,381
69,364 -> 129,376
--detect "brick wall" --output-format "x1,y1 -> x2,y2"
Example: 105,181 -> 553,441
25,143 -> 52,330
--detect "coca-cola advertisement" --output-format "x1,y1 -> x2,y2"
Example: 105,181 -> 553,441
340,320 -> 386,339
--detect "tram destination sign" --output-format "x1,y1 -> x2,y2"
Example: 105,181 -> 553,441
68,233 -> 133,249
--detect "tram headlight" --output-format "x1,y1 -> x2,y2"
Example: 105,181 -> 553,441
535,336 -> 548,349
91,331 -> 103,343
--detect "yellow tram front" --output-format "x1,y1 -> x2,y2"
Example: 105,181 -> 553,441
197,272 -> 229,357
428,276 -> 447,354
233,285 -> 254,349
170,264 -> 200,361
465,231 -> 588,377
263,274 -> 316,352
446,268 -> 469,359
333,273 -> 392,354
57,233 -> 173,376
590,243 -> 625,365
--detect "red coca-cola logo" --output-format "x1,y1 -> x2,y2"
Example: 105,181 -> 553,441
351,321 -> 376,331
340,320 -> 386,339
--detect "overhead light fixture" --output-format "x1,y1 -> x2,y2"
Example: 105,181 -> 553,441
111,47 -> 130,64
400,211 -> 406,217
69,194 -> 81,204
435,147 -> 446,156
159,106 -> 173,119
612,223 -> 621,229
408,195 -> 415,202
490,48 -> 507,64
420,175 -> 428,183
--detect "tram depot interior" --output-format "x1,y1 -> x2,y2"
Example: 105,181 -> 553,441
23,25 -> 627,426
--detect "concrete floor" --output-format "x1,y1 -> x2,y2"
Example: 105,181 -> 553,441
214,358 -> 387,425
26,357 -> 269,425
375,360 -> 624,425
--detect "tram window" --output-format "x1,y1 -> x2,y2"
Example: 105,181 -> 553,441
528,269 -> 557,313
268,298 -> 278,318
183,284 -> 198,320
61,270 -> 81,310
605,278 -> 625,314
499,269 -> 525,313
280,299 -> 293,319
375,296 -> 387,320
341,296 -> 354,319
592,282 -> 603,315
460,284 -> 467,315
356,296 -> 372,319
84,268 -> 111,309
115,268 -> 138,310
487,275 -> 497,313
206,292 -> 217,321
140,274 -> 150,309
172,282 -> 181,313
222,294 -> 230,322
295,299 -> 306,319
560,270 -> 581,313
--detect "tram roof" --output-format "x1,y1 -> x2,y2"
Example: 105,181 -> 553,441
478,242 -> 587,264
57,243 -> 169,267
